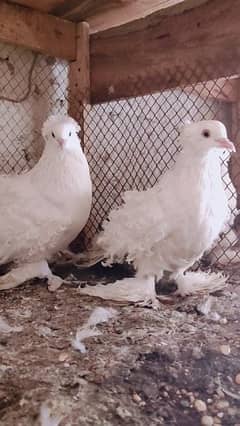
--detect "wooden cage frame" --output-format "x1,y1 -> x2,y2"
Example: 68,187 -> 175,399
1,1 -> 240,104
0,0 -> 240,204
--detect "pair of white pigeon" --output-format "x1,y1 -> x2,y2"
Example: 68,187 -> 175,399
0,115 -> 235,305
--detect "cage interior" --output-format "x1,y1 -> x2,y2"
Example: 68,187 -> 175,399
0,42 -> 240,273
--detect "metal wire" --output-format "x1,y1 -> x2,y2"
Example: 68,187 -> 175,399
0,43 -> 68,173
0,42 -> 239,269
0,52 -> 38,103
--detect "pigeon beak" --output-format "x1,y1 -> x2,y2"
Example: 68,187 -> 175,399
215,138 -> 236,152
57,138 -> 66,148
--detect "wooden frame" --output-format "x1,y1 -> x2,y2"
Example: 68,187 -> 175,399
0,0 -> 240,105
68,22 -> 90,149
90,0 -> 240,103
0,1 -> 76,60
57,0 -> 187,32
7,1 -> 187,32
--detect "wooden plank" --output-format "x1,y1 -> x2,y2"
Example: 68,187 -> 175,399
8,0 -> 188,29
90,0 -> 240,103
229,103 -> 240,209
68,22 -> 91,249
68,22 -> 90,149
7,0 -> 67,13
54,0 -> 114,23
0,1 -> 76,60
62,0 -> 186,32
8,0 -> 186,25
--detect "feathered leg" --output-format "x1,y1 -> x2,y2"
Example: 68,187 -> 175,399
0,260 -> 63,291
79,274 -> 158,306
54,245 -> 105,268
171,270 -> 227,296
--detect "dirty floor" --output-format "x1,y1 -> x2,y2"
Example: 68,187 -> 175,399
0,264 -> 240,426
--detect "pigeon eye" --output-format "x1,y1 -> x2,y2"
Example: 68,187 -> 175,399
69,131 -> 72,137
51,132 -> 55,138
202,129 -> 210,138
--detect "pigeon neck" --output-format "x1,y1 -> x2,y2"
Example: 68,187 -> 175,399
32,139 -> 86,180
180,148 -> 220,166
177,149 -> 222,183
43,139 -> 83,162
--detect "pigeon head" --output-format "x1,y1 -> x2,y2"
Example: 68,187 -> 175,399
180,120 -> 235,155
42,115 -> 81,153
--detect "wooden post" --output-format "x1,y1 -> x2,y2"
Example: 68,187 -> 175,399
68,22 -> 91,250
229,100 -> 240,210
68,22 -> 90,150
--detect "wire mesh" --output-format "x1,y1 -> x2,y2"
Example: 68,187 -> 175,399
0,42 -> 240,270
83,80 -> 240,270
0,42 -> 68,173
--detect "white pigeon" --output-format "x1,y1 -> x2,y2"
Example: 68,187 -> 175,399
0,114 -> 92,291
78,120 -> 235,305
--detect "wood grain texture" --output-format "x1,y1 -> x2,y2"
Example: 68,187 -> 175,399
68,22 -> 90,148
66,0 -> 186,31
229,102 -> 240,210
52,0 -> 109,18
7,0 -> 187,30
68,22 -> 90,248
0,1 -> 76,60
90,0 -> 240,103
7,0 -> 67,13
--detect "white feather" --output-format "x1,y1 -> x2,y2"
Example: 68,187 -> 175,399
175,271 -> 227,296
79,272 -> 227,303
72,307 -> 117,353
86,306 -> 118,326
72,327 -> 101,353
39,403 -> 61,426
0,316 -> 23,333
79,277 -> 156,304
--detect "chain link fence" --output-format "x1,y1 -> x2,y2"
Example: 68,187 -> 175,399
0,42 -> 68,173
84,82 -> 240,270
0,42 -> 240,270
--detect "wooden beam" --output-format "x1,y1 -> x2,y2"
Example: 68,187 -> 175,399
68,22 -> 90,149
68,22 -> 91,249
52,0 -> 105,18
7,0 -> 67,13
62,0 -> 186,32
7,0 -> 188,33
228,102 -> 240,210
90,0 -> 240,104
0,1 -> 76,60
